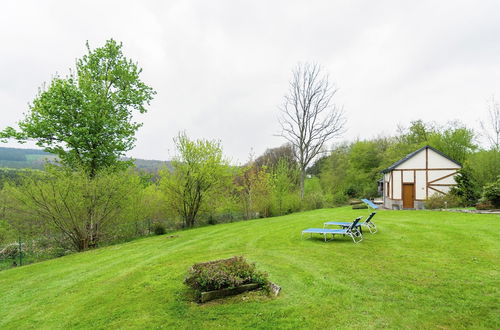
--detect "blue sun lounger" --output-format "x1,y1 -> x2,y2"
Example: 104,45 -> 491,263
324,213 -> 377,234
361,199 -> 379,209
302,218 -> 363,243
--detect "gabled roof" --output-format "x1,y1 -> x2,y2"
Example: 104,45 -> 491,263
381,145 -> 461,173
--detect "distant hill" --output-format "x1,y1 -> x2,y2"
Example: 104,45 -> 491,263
0,147 -> 171,172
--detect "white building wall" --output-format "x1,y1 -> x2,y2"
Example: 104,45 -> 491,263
415,171 -> 426,200
395,150 -> 426,169
428,170 -> 456,182
428,149 -> 460,168
385,173 -> 390,197
402,170 -> 414,182
393,171 -> 402,199
433,175 -> 457,185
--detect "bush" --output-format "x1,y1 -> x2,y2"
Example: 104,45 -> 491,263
207,215 -> 217,225
331,191 -> 349,206
352,204 -> 368,210
481,176 -> 500,208
270,192 -> 301,216
184,256 -> 270,293
476,201 -> 494,210
0,243 -> 20,259
302,192 -> 326,211
302,177 -> 326,211
450,166 -> 480,206
152,223 -> 166,235
424,194 -> 461,209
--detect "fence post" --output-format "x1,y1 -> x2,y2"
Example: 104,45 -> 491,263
18,236 -> 22,266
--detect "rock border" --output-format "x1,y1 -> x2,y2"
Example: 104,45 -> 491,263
199,282 -> 281,303
200,283 -> 260,303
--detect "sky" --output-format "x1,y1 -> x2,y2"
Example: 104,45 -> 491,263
1,0 -> 499,164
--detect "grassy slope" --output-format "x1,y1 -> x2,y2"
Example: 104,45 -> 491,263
0,208 -> 498,329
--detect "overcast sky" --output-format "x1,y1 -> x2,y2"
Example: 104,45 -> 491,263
1,0 -> 499,164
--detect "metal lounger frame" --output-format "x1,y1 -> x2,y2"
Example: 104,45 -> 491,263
324,213 -> 378,234
302,218 -> 363,243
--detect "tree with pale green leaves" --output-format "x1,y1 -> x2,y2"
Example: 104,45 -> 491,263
1,39 -> 155,177
160,133 -> 230,228
271,158 -> 298,215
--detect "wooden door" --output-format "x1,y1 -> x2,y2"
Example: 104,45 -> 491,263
402,184 -> 414,209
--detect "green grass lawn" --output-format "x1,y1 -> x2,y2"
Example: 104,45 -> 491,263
0,207 -> 499,329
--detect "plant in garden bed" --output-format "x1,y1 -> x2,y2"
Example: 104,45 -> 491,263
184,256 -> 271,301
424,194 -> 461,209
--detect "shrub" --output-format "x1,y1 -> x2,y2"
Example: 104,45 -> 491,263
0,243 -> 20,259
207,215 -> 217,225
481,176 -> 500,208
352,204 -> 368,210
270,192 -> 301,216
184,256 -> 270,293
302,177 -> 326,210
476,201 -> 494,210
424,194 -> 461,209
331,191 -> 349,206
152,223 -> 166,235
302,192 -> 325,211
450,166 -> 480,206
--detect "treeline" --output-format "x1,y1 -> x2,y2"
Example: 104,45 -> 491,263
0,147 -> 48,161
0,135 -> 305,266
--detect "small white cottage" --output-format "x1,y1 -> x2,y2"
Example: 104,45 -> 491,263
381,145 -> 461,209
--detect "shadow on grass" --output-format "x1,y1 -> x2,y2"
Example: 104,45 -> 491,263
301,236 -> 356,244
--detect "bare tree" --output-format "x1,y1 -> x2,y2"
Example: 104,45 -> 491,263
480,96 -> 500,151
278,63 -> 345,198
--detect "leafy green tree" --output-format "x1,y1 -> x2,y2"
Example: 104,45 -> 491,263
235,161 -> 273,219
450,166 -> 480,206
318,139 -> 390,202
0,189 -> 15,246
318,143 -> 350,200
428,122 -> 476,164
1,40 -> 155,177
396,120 -> 434,146
480,176 -> 500,208
271,158 -> 298,215
303,176 -> 326,210
160,133 -> 230,228
307,155 -> 328,176
467,150 -> 500,189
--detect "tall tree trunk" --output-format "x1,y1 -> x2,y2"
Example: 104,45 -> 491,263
299,168 -> 305,199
